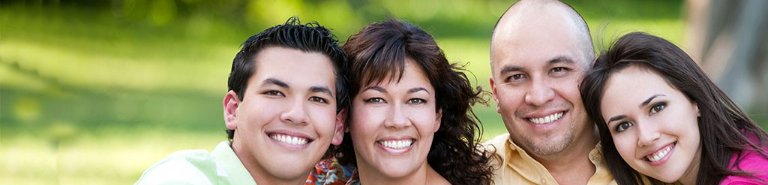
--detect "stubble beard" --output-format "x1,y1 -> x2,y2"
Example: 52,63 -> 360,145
518,120 -> 576,156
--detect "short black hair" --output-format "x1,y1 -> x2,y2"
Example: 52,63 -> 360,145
226,16 -> 348,141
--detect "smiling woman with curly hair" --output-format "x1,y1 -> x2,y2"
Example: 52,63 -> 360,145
306,19 -> 496,185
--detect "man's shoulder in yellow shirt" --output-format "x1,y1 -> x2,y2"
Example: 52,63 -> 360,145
483,133 -> 616,185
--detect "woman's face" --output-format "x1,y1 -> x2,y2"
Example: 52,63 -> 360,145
349,58 -> 442,180
599,65 -> 701,183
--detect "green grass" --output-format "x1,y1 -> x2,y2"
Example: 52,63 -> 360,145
1,127 -> 223,184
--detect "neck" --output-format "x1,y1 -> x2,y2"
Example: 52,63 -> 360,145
679,146 -> 702,185
530,127 -> 599,184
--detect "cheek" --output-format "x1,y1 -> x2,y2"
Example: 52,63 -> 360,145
349,107 -> 383,141
240,100 -> 281,127
560,79 -> 584,104
613,134 -> 638,161
496,88 -> 525,109
309,106 -> 337,134
408,109 -> 439,135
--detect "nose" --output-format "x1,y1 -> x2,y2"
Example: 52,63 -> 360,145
384,103 -> 410,129
636,120 -> 661,147
280,98 -> 309,125
524,78 -> 555,106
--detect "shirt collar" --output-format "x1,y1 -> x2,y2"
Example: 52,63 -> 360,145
212,141 -> 258,185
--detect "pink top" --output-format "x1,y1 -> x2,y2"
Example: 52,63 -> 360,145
720,135 -> 768,185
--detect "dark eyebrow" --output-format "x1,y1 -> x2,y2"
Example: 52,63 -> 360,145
607,115 -> 627,124
310,86 -> 334,98
499,65 -> 523,76
640,94 -> 665,108
407,87 -> 429,94
548,56 -> 576,66
364,86 -> 387,93
263,78 -> 288,88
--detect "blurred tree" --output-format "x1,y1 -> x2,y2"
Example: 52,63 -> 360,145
686,0 -> 768,117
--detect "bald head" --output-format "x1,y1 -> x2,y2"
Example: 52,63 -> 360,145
490,0 -> 594,73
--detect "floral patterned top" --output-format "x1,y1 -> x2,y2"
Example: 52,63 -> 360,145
305,157 -> 360,185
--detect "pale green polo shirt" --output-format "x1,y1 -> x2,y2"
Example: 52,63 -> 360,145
135,141 -> 257,185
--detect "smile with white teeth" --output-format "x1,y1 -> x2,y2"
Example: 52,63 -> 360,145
379,139 -> 413,149
270,134 -> 309,145
647,145 -> 672,162
528,112 -> 564,124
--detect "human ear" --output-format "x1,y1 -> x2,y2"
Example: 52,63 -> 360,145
489,76 -> 501,114
694,102 -> 700,117
332,109 -> 347,145
223,90 -> 241,130
433,109 -> 443,132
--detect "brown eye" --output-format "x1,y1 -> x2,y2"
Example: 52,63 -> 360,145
650,103 -> 666,114
264,90 -> 284,97
506,74 -> 526,83
407,98 -> 426,104
365,98 -> 385,104
310,97 -> 328,104
616,122 -> 633,132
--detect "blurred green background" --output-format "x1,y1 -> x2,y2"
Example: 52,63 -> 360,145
1,0 -> 764,184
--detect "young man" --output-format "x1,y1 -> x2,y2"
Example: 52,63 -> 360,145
485,0 -> 615,184
135,16 -> 348,185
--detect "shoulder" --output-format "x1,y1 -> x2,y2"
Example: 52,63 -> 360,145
135,149 -> 218,185
483,133 -> 510,151
722,149 -> 768,185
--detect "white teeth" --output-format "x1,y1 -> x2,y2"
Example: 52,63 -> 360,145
270,134 -> 308,145
529,112 -> 564,124
379,140 -> 413,149
647,146 -> 671,162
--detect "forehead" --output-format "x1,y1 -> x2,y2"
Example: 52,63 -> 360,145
252,47 -> 336,85
363,59 -> 433,91
491,8 -> 586,71
601,66 -> 675,107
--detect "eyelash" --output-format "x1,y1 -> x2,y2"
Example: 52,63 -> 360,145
264,90 -> 284,96
408,98 -> 427,104
364,97 -> 385,104
550,67 -> 570,76
504,67 -> 570,82
614,103 -> 667,132
364,98 -> 427,104
505,73 -> 526,83
310,97 -> 328,104
615,121 -> 633,132
650,103 -> 666,115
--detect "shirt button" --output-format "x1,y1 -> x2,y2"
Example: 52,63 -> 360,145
541,178 -> 546,184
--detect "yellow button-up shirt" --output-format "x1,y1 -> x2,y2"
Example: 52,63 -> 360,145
485,133 -> 616,185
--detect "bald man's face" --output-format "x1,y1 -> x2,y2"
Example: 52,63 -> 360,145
489,7 -> 593,156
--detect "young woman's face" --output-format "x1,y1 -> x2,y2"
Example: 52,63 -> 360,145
349,59 -> 442,180
599,65 -> 702,183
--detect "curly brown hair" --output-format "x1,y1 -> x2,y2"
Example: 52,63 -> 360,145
334,19 -> 496,185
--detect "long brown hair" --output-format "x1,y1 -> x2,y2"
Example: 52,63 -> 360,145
580,32 -> 768,185
336,19 -> 495,185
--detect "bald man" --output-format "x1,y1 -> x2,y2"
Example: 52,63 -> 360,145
485,0 -> 615,184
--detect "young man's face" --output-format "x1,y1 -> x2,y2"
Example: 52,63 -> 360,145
223,46 -> 343,183
489,7 -> 593,156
